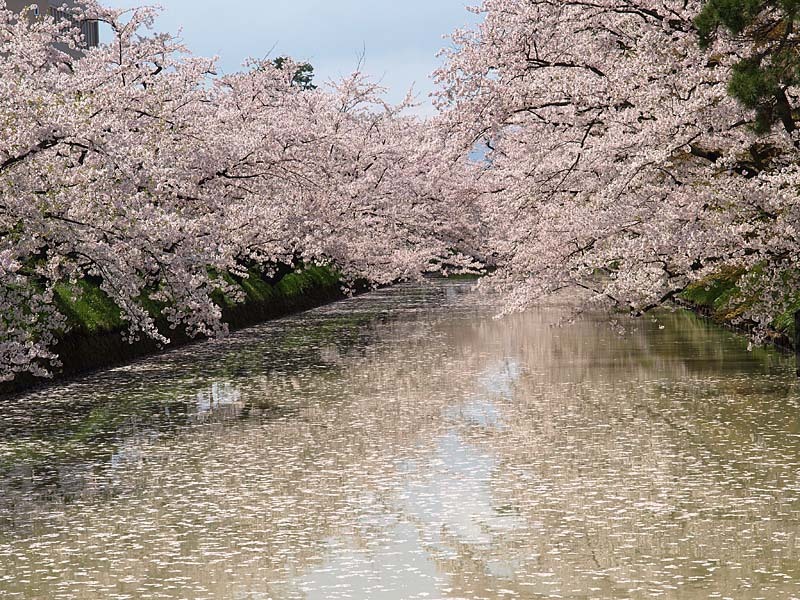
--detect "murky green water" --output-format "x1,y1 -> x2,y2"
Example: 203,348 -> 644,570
2,281 -> 800,599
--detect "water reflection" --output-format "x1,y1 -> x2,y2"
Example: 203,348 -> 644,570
1,282 -> 800,598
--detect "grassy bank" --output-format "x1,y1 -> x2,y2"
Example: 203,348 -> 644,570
679,267 -> 799,350
1,265 -> 344,396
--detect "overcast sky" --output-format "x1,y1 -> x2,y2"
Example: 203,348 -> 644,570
107,0 -> 480,115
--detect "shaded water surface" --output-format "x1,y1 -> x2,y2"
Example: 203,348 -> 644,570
2,281 -> 800,599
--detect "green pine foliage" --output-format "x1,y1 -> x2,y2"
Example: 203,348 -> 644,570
696,0 -> 762,41
697,0 -> 800,132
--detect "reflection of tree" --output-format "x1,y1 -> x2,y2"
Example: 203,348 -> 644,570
451,305 -> 800,598
0,283 -> 485,598
0,285 -> 449,497
2,282 -> 800,598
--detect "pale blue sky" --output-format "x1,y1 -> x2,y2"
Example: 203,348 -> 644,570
108,0 -> 480,114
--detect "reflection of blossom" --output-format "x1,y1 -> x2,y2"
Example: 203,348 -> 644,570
478,359 -> 520,399
2,282 -> 799,599
195,381 -> 243,416
318,345 -> 343,366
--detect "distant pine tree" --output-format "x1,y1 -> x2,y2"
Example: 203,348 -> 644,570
273,56 -> 317,90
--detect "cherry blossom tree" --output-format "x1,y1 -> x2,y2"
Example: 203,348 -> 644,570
0,0 -> 478,382
436,0 -> 800,340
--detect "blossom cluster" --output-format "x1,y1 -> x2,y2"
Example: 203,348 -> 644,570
436,0 -> 800,339
0,1 -> 479,380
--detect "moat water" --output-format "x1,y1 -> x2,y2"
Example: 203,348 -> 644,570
2,281 -> 800,599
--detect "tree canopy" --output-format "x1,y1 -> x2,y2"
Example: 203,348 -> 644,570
6,0 -> 800,381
